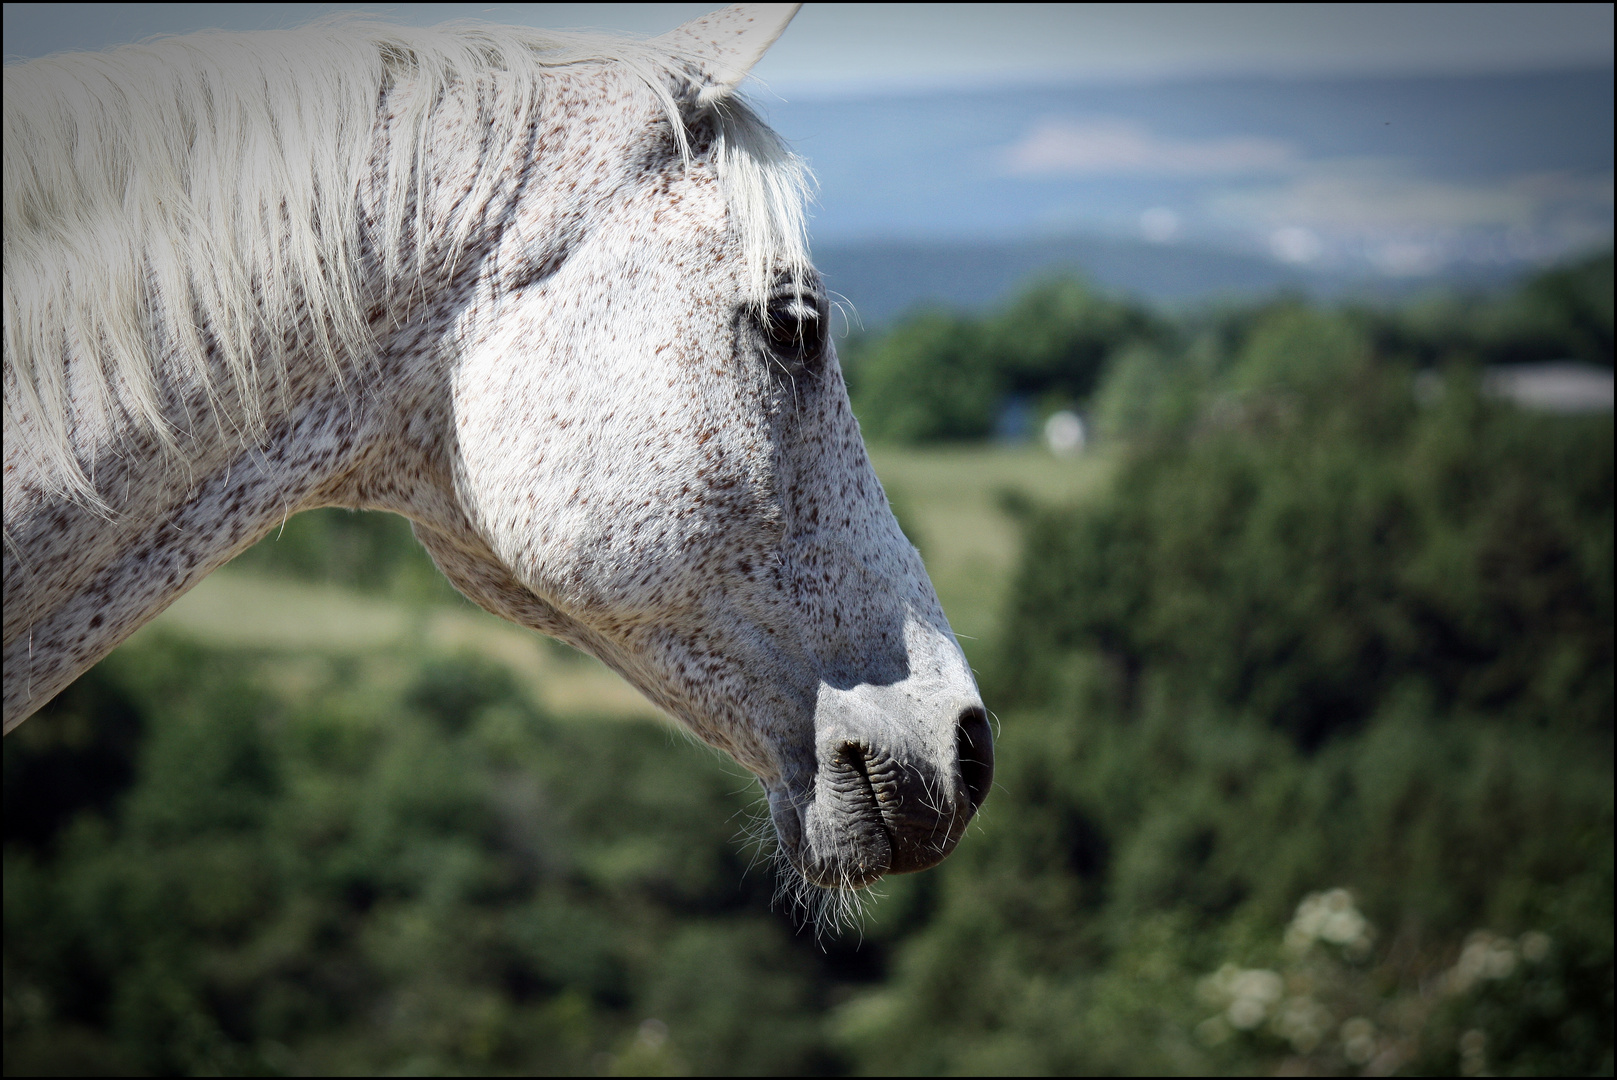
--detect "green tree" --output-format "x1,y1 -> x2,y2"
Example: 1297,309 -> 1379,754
847,276 -> 1164,444
840,296 -> 1612,1075
850,311 -> 998,442
984,276 -> 1166,403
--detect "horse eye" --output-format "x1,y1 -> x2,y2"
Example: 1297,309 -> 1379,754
762,297 -> 826,372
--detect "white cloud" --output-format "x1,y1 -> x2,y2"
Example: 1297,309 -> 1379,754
1005,118 -> 1296,177
1211,166 -> 1614,273
1212,168 -> 1536,231
1210,167 -> 1614,238
1139,207 -> 1183,243
1269,226 -> 1323,265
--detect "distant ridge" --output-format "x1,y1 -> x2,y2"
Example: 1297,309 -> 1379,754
814,234 -> 1531,327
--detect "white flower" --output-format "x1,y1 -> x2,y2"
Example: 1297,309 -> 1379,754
1230,968 -> 1284,1006
1271,995 -> 1332,1053
1341,1017 -> 1377,1065
1286,887 -> 1374,954
1519,931 -> 1552,963
1227,996 -> 1268,1030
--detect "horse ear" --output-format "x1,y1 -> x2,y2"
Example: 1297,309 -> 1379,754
658,4 -> 801,104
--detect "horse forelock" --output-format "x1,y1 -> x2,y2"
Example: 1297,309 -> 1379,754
1,17 -> 813,505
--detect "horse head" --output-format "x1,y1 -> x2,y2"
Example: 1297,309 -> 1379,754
401,5 -> 992,893
1,4 -> 991,900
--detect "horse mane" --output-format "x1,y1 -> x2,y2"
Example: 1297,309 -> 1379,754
2,18 -> 812,502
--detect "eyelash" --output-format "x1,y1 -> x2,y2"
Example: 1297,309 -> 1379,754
761,295 -> 826,374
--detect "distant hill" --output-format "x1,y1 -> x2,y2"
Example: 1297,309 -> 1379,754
813,234 -> 1529,326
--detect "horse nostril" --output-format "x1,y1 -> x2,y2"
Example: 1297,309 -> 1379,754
955,706 -> 994,816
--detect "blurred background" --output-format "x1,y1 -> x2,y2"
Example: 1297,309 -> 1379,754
4,4 -> 1612,1075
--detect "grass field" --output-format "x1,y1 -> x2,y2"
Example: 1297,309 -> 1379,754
135,573 -> 665,721
137,445 -> 1114,719
868,445 -> 1114,652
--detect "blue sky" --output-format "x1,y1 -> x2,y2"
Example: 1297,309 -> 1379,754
777,71 -> 1613,272
7,5 -> 1613,279
6,4 -> 1613,87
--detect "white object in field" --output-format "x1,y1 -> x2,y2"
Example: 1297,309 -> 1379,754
1484,362 -> 1613,413
1045,410 -> 1086,455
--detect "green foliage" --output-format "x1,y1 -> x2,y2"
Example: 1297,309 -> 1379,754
847,277 -> 1164,443
840,294 -> 1612,1074
1005,305 -> 1612,747
984,277 -> 1166,400
229,507 -> 462,603
1370,250 -> 1614,371
1506,250 -> 1615,368
849,253 -> 1614,446
847,311 -> 999,442
4,641 -> 859,1076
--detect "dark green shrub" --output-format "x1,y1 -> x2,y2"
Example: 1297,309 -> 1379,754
3,640 -> 855,1076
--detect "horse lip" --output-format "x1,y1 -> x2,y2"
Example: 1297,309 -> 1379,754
775,739 -> 973,890
770,749 -> 893,889
858,740 -> 972,875
817,742 -> 894,887
842,744 -> 898,866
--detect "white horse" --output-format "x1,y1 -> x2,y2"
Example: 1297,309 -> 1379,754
2,5 -> 992,898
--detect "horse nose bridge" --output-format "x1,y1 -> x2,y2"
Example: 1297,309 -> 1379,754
814,678 -> 972,761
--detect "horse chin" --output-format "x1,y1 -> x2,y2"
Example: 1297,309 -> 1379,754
767,775 -> 884,891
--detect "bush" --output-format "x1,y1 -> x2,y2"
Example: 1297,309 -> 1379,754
1376,251 -> 1614,371
1005,306 -> 1612,746
838,296 -> 1613,1074
228,507 -> 462,603
3,639 -> 859,1076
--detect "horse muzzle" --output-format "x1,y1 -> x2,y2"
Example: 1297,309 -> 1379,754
772,705 -> 994,889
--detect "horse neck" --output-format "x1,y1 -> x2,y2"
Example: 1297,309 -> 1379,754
1,285 -> 415,732
2,68 -> 574,732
